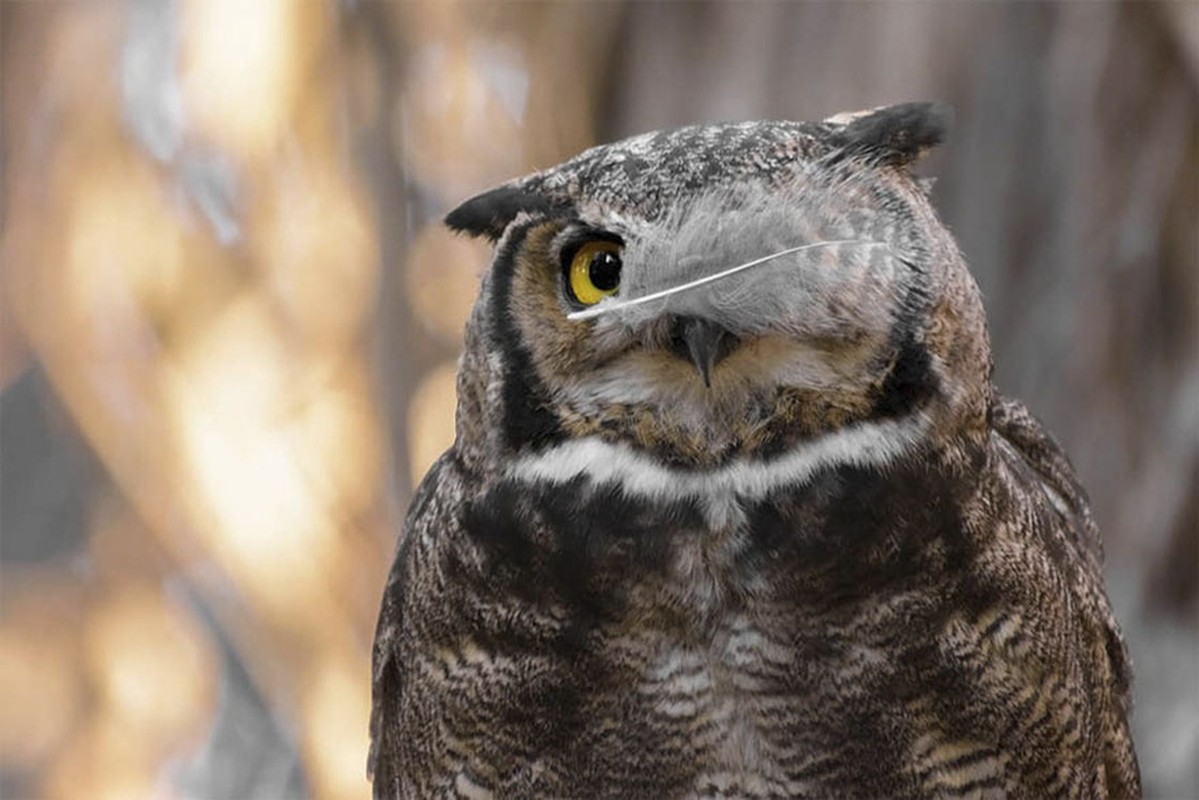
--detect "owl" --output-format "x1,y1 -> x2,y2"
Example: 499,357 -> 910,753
369,103 -> 1141,799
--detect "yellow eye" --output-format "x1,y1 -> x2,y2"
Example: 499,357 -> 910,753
567,240 -> 623,306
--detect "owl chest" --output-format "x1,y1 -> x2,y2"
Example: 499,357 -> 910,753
456,478 -> 953,795
632,609 -> 799,786
606,528 -> 808,782
607,505 -> 916,787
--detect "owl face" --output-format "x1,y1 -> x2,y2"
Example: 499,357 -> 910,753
449,103 -> 987,469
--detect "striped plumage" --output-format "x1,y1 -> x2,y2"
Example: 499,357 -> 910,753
369,103 -> 1140,798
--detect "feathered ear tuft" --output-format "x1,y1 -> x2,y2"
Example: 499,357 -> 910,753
826,102 -> 953,168
444,185 -> 559,240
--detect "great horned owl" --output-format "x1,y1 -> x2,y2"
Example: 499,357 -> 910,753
369,103 -> 1140,799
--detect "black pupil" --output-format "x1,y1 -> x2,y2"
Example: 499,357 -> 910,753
588,250 -> 621,291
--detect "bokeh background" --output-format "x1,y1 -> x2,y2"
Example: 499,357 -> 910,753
1,1 -> 1195,798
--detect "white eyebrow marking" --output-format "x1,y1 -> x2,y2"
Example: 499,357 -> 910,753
566,239 -> 887,322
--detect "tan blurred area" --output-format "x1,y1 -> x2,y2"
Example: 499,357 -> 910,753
0,2 -> 1195,799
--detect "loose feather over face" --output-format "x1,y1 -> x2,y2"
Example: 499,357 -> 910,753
567,179 -> 903,342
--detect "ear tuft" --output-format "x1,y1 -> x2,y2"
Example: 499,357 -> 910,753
828,102 -> 953,167
444,186 -> 558,240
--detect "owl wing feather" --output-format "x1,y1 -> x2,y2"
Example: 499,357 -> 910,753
368,452 -> 453,798
988,394 -> 1140,797
990,394 -> 1102,561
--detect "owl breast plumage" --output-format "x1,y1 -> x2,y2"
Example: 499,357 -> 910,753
369,103 -> 1140,799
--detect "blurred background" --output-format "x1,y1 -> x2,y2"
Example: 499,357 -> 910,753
0,1 -> 1195,798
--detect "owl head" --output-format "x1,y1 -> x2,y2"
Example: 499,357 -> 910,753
446,103 -> 990,474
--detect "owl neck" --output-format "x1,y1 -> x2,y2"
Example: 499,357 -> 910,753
451,335 -> 992,492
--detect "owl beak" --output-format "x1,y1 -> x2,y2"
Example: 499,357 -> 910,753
672,317 -> 737,387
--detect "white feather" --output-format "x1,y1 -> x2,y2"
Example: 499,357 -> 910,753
508,412 -> 929,528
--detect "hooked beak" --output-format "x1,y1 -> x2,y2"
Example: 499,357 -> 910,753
672,317 -> 738,387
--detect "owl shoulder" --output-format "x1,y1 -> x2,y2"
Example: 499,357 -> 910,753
987,393 -> 1102,563
368,450 -> 461,793
982,393 -> 1140,795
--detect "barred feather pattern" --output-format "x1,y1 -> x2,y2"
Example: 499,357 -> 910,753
370,407 -> 1138,797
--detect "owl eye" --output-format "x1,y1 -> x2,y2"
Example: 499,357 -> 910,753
567,240 -> 623,306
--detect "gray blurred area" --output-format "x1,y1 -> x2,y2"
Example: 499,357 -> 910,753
2,1 -> 1195,798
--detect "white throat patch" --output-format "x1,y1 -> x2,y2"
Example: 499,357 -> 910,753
508,413 -> 930,528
